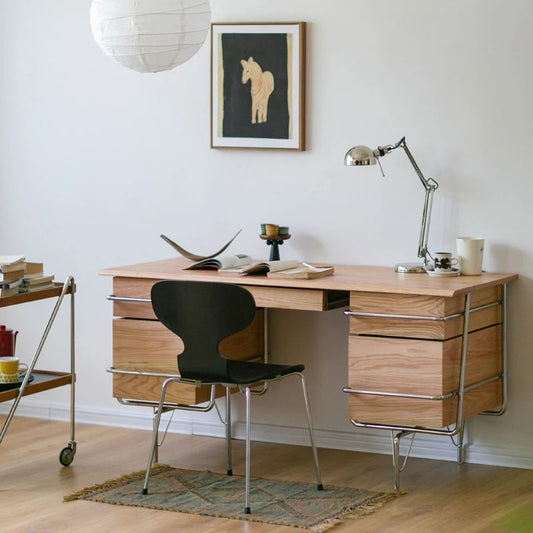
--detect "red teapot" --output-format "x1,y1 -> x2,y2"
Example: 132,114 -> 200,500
0,325 -> 18,357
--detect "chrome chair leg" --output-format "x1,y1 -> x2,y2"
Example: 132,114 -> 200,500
298,373 -> 323,491
225,386 -> 233,475
142,377 -> 174,495
153,408 -> 160,465
244,386 -> 252,514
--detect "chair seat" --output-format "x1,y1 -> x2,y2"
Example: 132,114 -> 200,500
226,360 -> 304,384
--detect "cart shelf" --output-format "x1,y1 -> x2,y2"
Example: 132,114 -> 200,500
0,370 -> 73,402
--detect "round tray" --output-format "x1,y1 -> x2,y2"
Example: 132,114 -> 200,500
260,234 -> 291,241
0,373 -> 35,392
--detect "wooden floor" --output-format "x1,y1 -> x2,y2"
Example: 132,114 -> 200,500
1,417 -> 532,533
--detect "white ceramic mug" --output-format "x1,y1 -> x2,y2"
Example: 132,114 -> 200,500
0,356 -> 28,384
433,252 -> 458,272
456,237 -> 484,275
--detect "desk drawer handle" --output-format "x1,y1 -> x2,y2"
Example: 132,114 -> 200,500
344,300 -> 500,321
343,374 -> 501,400
107,295 -> 152,303
344,310 -> 462,321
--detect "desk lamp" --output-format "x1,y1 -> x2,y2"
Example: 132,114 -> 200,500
344,136 -> 439,273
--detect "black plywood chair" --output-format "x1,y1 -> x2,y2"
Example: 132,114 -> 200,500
142,280 -> 323,513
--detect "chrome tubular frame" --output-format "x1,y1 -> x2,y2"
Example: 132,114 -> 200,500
1,277 -> 77,449
107,295 -> 151,303
142,378 -> 217,494
242,371 -> 322,514
250,307 -> 270,396
343,284 -> 509,490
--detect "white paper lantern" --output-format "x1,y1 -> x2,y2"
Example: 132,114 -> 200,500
90,0 -> 211,73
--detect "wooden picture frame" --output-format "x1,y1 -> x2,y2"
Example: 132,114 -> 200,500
211,22 -> 306,151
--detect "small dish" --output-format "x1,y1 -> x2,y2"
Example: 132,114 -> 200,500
0,372 -> 34,392
427,268 -> 460,277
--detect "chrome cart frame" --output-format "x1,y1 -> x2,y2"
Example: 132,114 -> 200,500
0,277 -> 76,466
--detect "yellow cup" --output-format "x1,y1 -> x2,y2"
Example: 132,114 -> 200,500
0,357 -> 27,384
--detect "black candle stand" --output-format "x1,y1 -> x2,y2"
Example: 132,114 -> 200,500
260,234 -> 291,260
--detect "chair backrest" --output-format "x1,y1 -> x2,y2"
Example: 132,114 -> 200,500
151,280 -> 256,381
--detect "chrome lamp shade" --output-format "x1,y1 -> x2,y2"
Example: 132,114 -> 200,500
344,137 -> 439,273
345,145 -> 377,166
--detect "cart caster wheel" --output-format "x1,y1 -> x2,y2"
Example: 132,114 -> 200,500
59,446 -> 75,466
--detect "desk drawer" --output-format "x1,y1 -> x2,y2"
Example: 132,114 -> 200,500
112,312 -> 264,404
349,286 -> 502,340
347,325 -> 503,427
111,277 -> 341,317
348,379 -> 502,428
349,326 -> 502,396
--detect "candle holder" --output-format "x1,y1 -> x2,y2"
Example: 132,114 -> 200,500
260,234 -> 291,260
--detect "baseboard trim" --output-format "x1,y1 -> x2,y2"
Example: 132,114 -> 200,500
2,401 -> 532,470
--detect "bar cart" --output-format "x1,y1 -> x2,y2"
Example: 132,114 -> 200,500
0,277 -> 76,466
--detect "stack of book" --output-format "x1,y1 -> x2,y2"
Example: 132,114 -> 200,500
0,256 -> 55,297
19,262 -> 55,293
0,255 -> 26,297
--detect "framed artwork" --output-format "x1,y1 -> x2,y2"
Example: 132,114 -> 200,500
211,22 -> 306,151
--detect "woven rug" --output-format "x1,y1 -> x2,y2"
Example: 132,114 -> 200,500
65,465 -> 398,531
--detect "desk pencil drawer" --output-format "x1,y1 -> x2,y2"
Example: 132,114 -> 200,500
111,276 -> 339,316
112,312 -> 264,404
347,325 -> 503,427
349,286 -> 502,340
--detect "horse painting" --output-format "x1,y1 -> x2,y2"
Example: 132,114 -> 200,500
240,56 -> 274,124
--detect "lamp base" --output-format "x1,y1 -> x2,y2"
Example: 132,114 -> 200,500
394,262 -> 427,273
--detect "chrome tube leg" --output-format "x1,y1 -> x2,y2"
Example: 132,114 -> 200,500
456,420 -> 466,464
390,429 -> 415,490
142,379 -> 172,494
225,386 -> 233,475
298,373 -> 323,490
392,431 -> 402,491
152,408 -> 159,465
68,277 -> 76,448
244,387 -> 251,514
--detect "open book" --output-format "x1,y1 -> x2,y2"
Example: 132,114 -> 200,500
267,264 -> 334,279
236,259 -> 301,276
234,260 -> 333,279
184,254 -> 253,271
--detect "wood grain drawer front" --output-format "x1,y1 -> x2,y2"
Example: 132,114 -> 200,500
348,379 -> 502,428
349,286 -> 502,340
112,312 -> 264,403
348,325 -> 502,397
112,317 -> 202,404
111,276 -> 334,316
244,285 -> 331,311
113,318 -> 181,374
112,372 -> 215,405
112,277 -> 157,319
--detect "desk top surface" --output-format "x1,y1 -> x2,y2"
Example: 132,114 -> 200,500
99,257 -> 518,297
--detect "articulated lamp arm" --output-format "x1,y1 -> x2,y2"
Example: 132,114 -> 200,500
345,136 -> 439,269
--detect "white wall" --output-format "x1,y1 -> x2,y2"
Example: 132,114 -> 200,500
1,0 -> 532,469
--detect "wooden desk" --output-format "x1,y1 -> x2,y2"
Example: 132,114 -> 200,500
100,258 -> 517,488
100,257 -> 517,423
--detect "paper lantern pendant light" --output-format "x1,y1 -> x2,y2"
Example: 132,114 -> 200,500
90,0 -> 211,73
